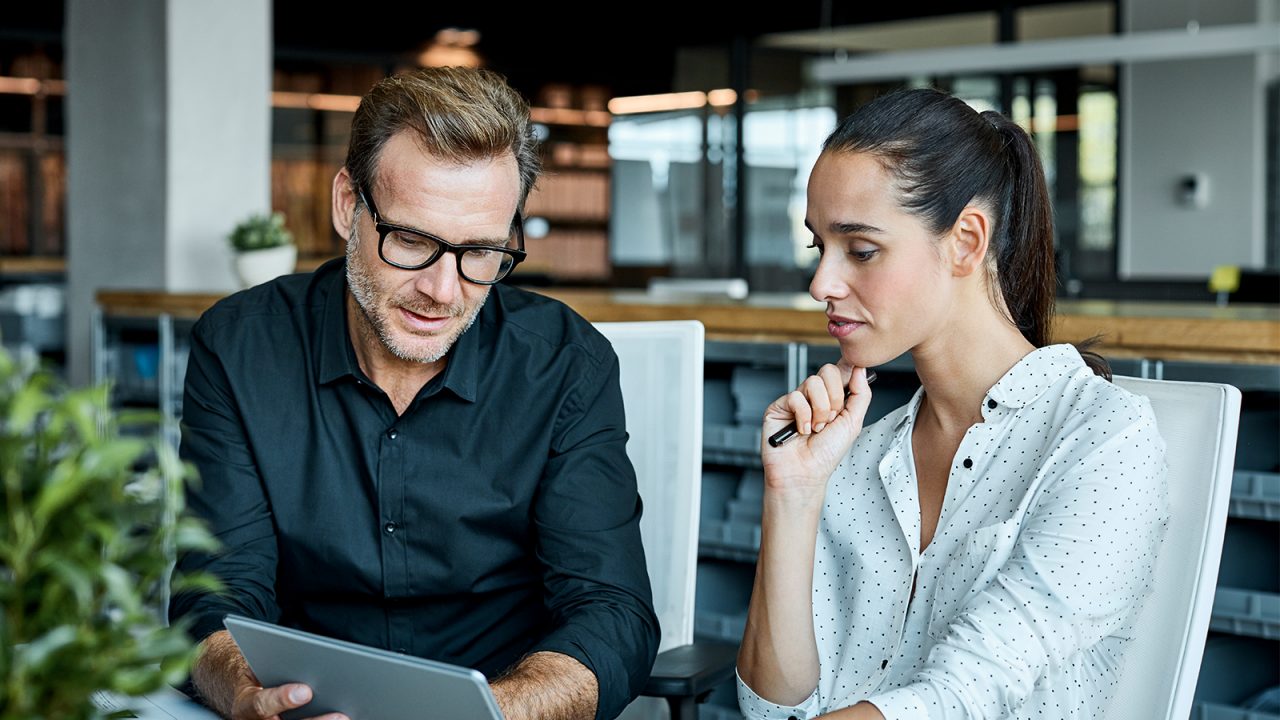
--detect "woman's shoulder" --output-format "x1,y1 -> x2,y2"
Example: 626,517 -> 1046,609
1055,362 -> 1158,434
1030,358 -> 1167,480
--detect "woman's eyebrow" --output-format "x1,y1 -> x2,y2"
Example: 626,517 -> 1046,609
803,219 -> 885,236
830,221 -> 885,236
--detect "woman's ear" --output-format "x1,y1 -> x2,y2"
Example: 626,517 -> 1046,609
946,206 -> 992,278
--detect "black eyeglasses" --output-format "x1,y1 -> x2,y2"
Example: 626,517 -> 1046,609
356,185 -> 526,285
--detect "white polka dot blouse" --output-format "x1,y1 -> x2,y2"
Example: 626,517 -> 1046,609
738,344 -> 1170,720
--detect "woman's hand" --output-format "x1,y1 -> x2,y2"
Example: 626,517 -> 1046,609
761,363 -> 873,494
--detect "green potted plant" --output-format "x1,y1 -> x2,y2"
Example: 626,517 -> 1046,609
229,211 -> 297,288
0,349 -> 219,720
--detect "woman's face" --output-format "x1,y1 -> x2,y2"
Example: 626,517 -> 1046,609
806,150 -> 954,369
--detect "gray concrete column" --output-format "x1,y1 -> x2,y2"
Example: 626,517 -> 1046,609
66,0 -> 271,385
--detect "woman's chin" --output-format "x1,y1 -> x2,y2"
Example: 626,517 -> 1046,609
840,341 -> 907,371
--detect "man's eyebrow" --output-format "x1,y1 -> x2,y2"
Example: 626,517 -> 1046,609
384,222 -> 512,248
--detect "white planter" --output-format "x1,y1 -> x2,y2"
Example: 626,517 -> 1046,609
233,245 -> 298,288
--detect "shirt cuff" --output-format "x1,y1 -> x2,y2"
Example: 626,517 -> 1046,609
736,668 -> 822,720
864,685 -> 930,720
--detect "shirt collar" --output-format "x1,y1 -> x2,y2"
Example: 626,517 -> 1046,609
985,344 -> 1084,409
889,343 -> 1084,430
316,259 -> 356,385
314,257 -> 483,404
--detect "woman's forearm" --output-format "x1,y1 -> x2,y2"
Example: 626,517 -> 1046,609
737,486 -> 827,705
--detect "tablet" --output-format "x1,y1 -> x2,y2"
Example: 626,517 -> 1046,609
224,615 -> 504,720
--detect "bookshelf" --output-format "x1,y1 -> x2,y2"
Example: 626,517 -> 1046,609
0,64 -> 615,286
0,53 -> 66,259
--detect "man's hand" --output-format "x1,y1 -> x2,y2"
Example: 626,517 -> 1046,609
192,630 -> 348,720
490,651 -> 598,720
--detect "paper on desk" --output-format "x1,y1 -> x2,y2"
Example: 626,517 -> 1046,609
91,686 -> 220,719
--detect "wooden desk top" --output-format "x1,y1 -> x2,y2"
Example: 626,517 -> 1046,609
96,287 -> 1280,365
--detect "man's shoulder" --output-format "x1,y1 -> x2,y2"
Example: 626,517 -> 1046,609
490,284 -> 613,362
195,262 -> 339,339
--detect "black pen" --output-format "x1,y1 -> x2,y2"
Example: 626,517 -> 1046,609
767,369 -> 877,447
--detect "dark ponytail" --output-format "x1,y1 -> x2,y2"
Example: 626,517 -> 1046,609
823,89 -> 1111,379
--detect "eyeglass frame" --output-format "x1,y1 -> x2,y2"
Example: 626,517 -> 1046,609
355,184 -> 527,285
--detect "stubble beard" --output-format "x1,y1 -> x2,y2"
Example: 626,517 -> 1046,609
345,220 -> 488,365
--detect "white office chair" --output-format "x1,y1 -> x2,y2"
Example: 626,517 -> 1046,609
594,321 -> 736,720
1105,376 -> 1241,720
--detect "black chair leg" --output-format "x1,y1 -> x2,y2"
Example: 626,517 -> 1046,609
665,694 -> 699,720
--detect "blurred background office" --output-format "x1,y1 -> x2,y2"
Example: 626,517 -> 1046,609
0,2 -> 1277,718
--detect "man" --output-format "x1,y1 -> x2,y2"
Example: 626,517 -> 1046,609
170,67 -> 659,720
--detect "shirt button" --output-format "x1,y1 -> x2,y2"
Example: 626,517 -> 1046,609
387,428 -> 399,440
881,658 -> 888,669
987,399 -> 997,409
963,457 -> 973,469
384,521 -> 398,535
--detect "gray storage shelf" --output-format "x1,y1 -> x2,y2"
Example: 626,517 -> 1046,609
1191,703 -> 1280,720
700,519 -> 761,563
695,610 -> 748,644
1211,588 -> 1280,641
703,424 -> 764,468
1231,472 -> 1280,522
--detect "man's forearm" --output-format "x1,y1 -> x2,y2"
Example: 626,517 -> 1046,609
490,651 -> 598,720
191,630 -> 255,717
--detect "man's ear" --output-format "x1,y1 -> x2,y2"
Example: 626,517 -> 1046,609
946,205 -> 992,278
331,167 -> 356,243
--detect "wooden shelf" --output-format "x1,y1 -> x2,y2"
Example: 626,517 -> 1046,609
95,287 -> 1280,365
0,257 -> 65,275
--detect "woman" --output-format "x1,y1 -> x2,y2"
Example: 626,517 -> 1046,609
736,88 -> 1168,720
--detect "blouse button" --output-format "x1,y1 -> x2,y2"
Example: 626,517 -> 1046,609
987,399 -> 997,409
963,457 -> 973,469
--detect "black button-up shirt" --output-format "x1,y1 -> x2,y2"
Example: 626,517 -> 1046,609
170,259 -> 658,720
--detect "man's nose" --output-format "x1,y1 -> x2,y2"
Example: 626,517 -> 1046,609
412,254 -> 463,306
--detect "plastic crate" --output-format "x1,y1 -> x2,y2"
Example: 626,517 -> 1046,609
704,377 -> 735,426
1194,636 -> 1279,707
1230,471 -> 1280,522
700,470 -> 741,524
700,519 -> 761,557
1216,521 -> 1280,594
703,424 -> 763,468
730,366 -> 785,425
1210,588 -> 1280,640
1191,701 -> 1280,720
694,610 -> 748,643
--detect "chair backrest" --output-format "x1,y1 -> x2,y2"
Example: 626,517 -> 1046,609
593,320 -> 705,653
1105,376 -> 1241,720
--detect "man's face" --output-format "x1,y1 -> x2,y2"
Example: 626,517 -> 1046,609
337,131 -> 522,365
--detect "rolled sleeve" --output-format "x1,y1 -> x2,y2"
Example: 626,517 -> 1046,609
530,348 -> 660,720
168,319 -> 281,642
897,403 -> 1169,718
737,669 -> 822,720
